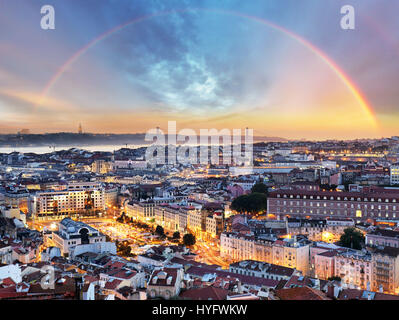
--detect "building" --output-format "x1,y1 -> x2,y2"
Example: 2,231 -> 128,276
126,201 -> 156,223
29,182 -> 105,220
371,247 -> 399,294
272,237 -> 311,275
334,250 -> 372,290
268,189 -> 399,221
391,164 -> 399,185
205,212 -> 224,240
229,260 -> 300,281
366,228 -> 399,248
146,267 -> 184,299
91,160 -> 112,174
52,218 -> 106,257
314,250 -> 338,280
286,218 -> 354,243
220,232 -> 311,275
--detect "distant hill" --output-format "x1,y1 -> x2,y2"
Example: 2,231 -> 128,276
0,133 -> 289,147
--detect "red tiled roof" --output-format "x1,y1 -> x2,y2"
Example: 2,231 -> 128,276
104,279 -> 123,290
180,286 -> 229,300
276,287 -> 330,300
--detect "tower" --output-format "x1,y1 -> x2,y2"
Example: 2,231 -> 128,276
78,123 -> 83,134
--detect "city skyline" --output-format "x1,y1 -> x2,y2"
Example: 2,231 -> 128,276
1,1 -> 399,139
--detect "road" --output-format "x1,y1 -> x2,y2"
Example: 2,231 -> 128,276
28,215 -> 231,268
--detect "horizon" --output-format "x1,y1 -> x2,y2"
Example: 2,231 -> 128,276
0,130 -> 397,142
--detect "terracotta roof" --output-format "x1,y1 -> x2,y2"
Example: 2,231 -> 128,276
276,286 -> 330,300
180,286 -> 229,300
104,279 -> 123,290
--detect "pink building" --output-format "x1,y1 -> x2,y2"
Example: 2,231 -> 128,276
314,251 -> 338,280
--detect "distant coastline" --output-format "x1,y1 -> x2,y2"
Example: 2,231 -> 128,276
0,132 -> 288,149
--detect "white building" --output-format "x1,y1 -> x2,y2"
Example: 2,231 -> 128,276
52,218 -> 107,257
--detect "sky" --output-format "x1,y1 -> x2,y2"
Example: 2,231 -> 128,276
0,0 -> 399,140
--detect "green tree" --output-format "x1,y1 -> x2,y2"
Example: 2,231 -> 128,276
155,225 -> 164,236
338,227 -> 365,250
251,182 -> 268,194
231,192 -> 268,214
183,233 -> 196,246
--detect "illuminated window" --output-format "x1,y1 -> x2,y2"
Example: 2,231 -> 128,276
356,210 -> 362,218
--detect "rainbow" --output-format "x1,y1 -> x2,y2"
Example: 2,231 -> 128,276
37,8 -> 379,128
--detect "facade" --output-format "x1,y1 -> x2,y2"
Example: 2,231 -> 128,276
91,160 -> 112,174
287,218 -> 354,243
146,268 -> 184,299
52,218 -> 106,256
205,213 -> 224,240
272,238 -> 310,275
125,201 -> 156,222
371,247 -> 399,294
391,164 -> 399,185
220,232 -> 310,275
29,183 -> 105,220
314,250 -> 338,280
268,189 -> 399,221
334,250 -> 372,290
229,260 -> 299,281
366,229 -> 399,248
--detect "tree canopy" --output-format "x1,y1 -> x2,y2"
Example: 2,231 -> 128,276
231,192 -> 268,214
251,182 -> 268,194
155,225 -> 164,236
183,233 -> 196,246
338,227 -> 365,250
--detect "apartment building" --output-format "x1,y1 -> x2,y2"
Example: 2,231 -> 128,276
366,228 -> 399,248
286,218 -> 354,243
205,212 -> 224,240
272,237 -> 311,275
229,260 -> 300,281
371,247 -> 399,294
268,189 -> 399,221
220,232 -> 310,275
29,182 -> 105,220
334,250 -> 372,290
314,250 -> 338,280
153,204 -> 199,234
391,164 -> 399,185
125,201 -> 156,222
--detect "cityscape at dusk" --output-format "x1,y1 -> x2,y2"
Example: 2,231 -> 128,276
2,0 -> 399,308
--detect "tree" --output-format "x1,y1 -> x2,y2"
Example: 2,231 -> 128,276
251,182 -> 268,194
155,225 -> 164,236
173,231 -> 180,240
231,192 -> 268,214
338,227 -> 365,250
116,241 -> 132,257
183,233 -> 196,246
